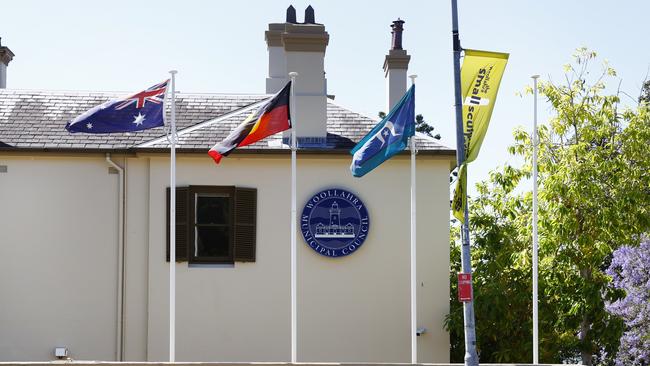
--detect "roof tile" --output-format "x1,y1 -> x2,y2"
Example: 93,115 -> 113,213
0,89 -> 453,155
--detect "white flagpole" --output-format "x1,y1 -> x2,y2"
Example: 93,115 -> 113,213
531,74 -> 540,365
288,71 -> 298,363
408,74 -> 418,364
168,69 -> 178,362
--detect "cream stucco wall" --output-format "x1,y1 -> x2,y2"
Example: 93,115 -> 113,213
122,158 -> 151,360
0,155 -> 120,361
140,153 -> 450,363
0,152 -> 451,363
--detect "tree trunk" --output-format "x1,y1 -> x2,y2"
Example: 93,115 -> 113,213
579,267 -> 593,366
580,317 -> 592,365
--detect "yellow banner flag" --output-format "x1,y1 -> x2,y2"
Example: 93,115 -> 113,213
453,49 -> 508,222
452,164 -> 467,222
461,49 -> 508,163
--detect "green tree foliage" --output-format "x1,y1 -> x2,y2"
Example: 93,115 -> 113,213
639,80 -> 650,104
448,164 -> 541,363
415,114 -> 440,139
446,48 -> 650,365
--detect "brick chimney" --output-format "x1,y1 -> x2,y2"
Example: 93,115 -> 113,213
0,38 -> 15,89
265,6 -> 330,144
383,19 -> 410,112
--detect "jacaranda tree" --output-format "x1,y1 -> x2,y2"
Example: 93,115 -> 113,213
606,237 -> 650,365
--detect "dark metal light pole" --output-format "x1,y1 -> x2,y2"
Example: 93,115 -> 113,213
450,0 -> 479,364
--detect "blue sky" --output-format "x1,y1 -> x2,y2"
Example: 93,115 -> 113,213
2,0 -> 648,192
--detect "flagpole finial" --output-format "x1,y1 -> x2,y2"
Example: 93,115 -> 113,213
531,74 -> 540,79
288,72 -> 298,78
409,74 -> 417,85
169,70 -> 178,75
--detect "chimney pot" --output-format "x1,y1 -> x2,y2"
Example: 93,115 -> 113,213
390,19 -> 405,50
0,37 -> 15,89
286,6 -> 297,23
305,5 -> 316,24
383,19 -> 410,111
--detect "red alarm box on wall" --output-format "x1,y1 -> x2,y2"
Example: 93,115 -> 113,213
458,273 -> 473,302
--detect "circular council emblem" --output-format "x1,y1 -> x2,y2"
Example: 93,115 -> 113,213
300,188 -> 370,258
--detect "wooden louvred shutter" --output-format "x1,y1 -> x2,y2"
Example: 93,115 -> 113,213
166,187 -> 189,262
234,187 -> 257,262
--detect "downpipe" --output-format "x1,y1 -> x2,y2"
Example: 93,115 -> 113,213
106,153 -> 125,361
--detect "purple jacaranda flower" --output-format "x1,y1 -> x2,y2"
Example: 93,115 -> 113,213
605,237 -> 650,366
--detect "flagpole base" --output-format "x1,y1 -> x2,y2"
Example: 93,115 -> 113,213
464,352 -> 479,366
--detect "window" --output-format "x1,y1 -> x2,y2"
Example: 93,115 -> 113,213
167,186 -> 257,264
192,186 -> 234,263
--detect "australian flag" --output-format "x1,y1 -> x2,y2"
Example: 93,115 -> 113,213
65,80 -> 169,133
350,85 -> 415,177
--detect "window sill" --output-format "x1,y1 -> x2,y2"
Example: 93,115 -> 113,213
188,263 -> 235,269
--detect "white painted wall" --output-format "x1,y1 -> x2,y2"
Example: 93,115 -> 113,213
141,154 -> 450,363
122,158 -> 150,361
0,156 -> 119,361
145,156 -> 293,362
0,152 -> 451,363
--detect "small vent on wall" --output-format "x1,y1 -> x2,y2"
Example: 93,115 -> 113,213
0,165 -> 7,173
108,167 -> 119,174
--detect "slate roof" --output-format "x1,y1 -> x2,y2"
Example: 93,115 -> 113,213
0,89 -> 454,156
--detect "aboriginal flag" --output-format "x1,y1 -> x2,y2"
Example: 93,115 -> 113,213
208,82 -> 292,164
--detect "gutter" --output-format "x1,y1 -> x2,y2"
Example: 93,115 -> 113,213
0,146 -> 455,155
133,147 -> 457,156
105,153 -> 125,361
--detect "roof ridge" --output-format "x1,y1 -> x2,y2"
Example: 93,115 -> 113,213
0,88 -> 271,97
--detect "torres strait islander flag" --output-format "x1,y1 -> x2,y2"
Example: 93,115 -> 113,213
350,85 -> 415,177
208,81 -> 292,164
65,80 -> 168,133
